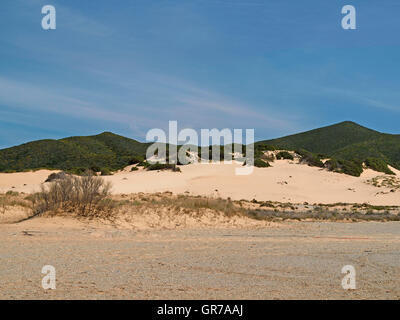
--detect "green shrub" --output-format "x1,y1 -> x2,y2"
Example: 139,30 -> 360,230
90,166 -> 101,173
130,166 -> 139,171
338,159 -> 363,177
256,144 -> 276,151
67,167 -> 91,175
254,158 -> 271,168
100,168 -> 112,176
296,149 -> 324,167
129,155 -> 145,165
137,161 -> 150,168
324,158 -> 340,171
198,145 -> 232,162
365,157 -> 394,175
146,163 -> 181,172
325,158 -> 363,176
276,151 -> 294,160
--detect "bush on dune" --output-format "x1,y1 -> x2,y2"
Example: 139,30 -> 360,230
129,155 -> 145,165
365,157 -> 394,175
45,171 -> 70,182
32,173 -> 114,218
146,163 -> 181,172
253,158 -> 271,168
100,168 -> 112,176
296,149 -> 324,168
324,158 -> 363,177
276,151 -> 294,160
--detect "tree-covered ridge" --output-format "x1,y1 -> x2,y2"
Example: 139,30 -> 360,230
0,122 -> 399,176
257,121 -> 400,172
0,132 -> 150,173
258,121 -> 382,155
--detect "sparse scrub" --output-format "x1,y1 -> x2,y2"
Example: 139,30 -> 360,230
0,193 -> 30,215
116,193 -> 244,218
248,209 -> 400,222
5,190 -> 19,196
31,174 -> 114,218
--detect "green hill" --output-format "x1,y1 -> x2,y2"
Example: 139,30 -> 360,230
257,121 -> 400,171
0,132 -> 150,173
1,121 -> 399,175
258,121 -> 382,155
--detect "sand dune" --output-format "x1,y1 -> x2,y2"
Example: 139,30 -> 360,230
0,161 -> 399,205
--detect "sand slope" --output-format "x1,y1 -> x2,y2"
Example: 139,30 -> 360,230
0,161 -> 399,205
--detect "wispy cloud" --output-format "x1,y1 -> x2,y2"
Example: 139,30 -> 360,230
84,70 -> 296,130
0,77 -> 163,134
320,86 -> 400,113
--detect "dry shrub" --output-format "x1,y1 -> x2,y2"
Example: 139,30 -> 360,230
0,192 -> 30,215
118,193 -> 244,218
172,195 -> 239,217
31,173 -> 114,218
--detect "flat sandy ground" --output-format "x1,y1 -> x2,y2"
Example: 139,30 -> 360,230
1,218 -> 399,299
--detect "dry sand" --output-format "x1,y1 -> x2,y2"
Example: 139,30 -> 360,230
1,161 -> 399,205
1,217 -> 399,299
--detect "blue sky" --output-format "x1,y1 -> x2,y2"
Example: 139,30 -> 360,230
0,0 -> 400,148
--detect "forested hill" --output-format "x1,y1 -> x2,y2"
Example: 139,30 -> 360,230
257,121 -> 400,170
1,121 -> 399,174
0,132 -> 150,173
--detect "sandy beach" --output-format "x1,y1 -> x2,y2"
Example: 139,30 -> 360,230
1,217 -> 399,299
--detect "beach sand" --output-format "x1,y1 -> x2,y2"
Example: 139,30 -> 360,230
1,217 -> 399,299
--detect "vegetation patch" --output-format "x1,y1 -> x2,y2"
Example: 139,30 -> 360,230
146,163 -> 181,172
365,157 -> 394,175
31,174 -> 115,218
276,151 -> 294,160
367,176 -> 400,190
253,158 -> 271,168
296,149 -> 324,168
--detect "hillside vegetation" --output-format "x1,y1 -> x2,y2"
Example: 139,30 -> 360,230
0,132 -> 150,174
0,121 -> 399,176
257,121 -> 400,174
